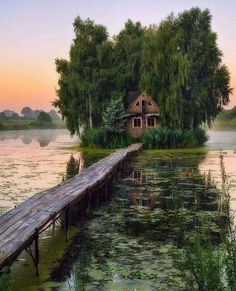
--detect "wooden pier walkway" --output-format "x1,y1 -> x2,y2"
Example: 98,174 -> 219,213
0,143 -> 143,274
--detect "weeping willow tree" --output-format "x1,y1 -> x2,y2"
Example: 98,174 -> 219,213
141,8 -> 232,130
54,18 -> 143,134
55,8 -> 231,135
112,20 -> 144,104
53,17 -> 113,134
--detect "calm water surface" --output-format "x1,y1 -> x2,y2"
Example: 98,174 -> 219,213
1,129 -> 236,290
0,129 -> 78,214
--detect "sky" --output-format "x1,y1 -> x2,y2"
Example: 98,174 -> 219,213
0,0 -> 235,113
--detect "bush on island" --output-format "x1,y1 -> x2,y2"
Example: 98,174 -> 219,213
141,127 -> 207,149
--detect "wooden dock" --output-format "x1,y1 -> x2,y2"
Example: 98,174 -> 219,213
0,143 -> 143,274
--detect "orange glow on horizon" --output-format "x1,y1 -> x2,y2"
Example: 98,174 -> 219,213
0,61 -> 58,113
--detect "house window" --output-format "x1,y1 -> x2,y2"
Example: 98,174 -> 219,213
147,117 -> 155,127
142,100 -> 146,106
133,117 -> 142,128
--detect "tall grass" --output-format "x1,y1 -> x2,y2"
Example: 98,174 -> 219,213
174,152 -> 236,290
141,127 -> 207,149
80,127 -> 136,148
81,126 -> 207,149
0,268 -> 11,291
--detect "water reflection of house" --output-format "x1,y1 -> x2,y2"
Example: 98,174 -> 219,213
132,169 -> 156,184
128,169 -> 159,208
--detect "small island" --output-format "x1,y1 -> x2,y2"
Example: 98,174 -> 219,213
54,8 -> 232,150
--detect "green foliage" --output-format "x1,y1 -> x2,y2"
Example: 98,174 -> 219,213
0,112 -> 6,120
0,121 -> 5,130
0,120 -> 65,131
21,107 -> 35,119
66,155 -> 79,179
53,17 -> 112,133
141,8 -> 232,130
53,18 -> 144,134
11,113 -> 20,120
141,127 -> 207,149
173,153 -> 236,290
112,20 -> 144,102
54,9 -> 231,135
37,111 -> 52,123
103,95 -> 126,135
81,126 -> 207,149
0,269 -> 11,291
217,107 -> 236,121
80,127 -> 136,148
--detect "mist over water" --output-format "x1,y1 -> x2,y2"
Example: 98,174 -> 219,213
0,129 -> 78,214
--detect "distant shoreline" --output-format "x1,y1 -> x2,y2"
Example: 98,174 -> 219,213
212,120 -> 236,130
0,120 -> 66,131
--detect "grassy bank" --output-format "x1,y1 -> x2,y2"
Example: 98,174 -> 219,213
0,120 -> 66,131
80,127 -> 207,150
213,119 -> 236,130
71,146 -> 114,155
144,147 -> 209,155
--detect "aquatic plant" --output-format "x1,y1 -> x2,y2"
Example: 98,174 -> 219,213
174,152 -> 236,290
66,154 -> 80,179
0,268 -> 11,291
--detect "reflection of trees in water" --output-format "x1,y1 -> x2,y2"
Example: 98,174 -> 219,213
121,153 -> 221,243
126,153 -> 219,211
36,131 -> 58,147
0,131 -> 20,141
0,130 -> 61,147
47,153 -> 221,290
65,152 -> 85,180
21,135 -> 33,144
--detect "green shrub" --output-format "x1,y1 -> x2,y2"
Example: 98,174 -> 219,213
0,122 -> 5,130
66,155 -> 79,179
0,269 -> 11,291
80,127 -> 136,148
37,111 -> 52,123
81,127 -> 207,149
28,120 -> 56,129
141,127 -> 207,149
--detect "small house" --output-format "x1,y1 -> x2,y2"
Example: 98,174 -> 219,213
125,92 -> 160,137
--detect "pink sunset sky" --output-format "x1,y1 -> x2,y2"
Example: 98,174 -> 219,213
0,0 -> 235,113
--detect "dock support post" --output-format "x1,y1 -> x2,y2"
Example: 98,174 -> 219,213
25,229 -> 40,276
96,190 -> 100,206
64,207 -> 69,242
52,218 -> 55,237
104,183 -> 108,201
34,228 -> 39,276
86,192 -> 91,215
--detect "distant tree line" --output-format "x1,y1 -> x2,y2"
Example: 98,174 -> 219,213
0,108 -> 61,122
217,107 -> 236,121
54,7 -> 232,135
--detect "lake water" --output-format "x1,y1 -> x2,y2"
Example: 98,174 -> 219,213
0,129 -> 79,214
1,129 -> 236,290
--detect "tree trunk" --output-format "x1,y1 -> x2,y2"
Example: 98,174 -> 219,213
88,96 -> 93,128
